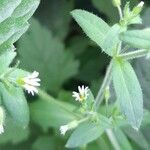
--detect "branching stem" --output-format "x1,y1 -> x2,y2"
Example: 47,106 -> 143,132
94,60 -> 113,111
118,49 -> 148,60
117,6 -> 123,20
106,129 -> 121,150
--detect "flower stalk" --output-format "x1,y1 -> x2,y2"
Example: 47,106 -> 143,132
94,60 -> 113,111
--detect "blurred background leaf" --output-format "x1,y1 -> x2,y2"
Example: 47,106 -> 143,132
18,18 -> 79,94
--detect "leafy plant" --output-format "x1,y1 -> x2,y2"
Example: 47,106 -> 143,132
56,0 -> 150,148
0,0 -> 150,150
0,0 -> 40,132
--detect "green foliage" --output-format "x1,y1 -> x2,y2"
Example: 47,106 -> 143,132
0,51 -> 16,74
36,0 -> 73,40
32,136 -> 55,150
0,0 -> 150,149
66,115 -> 112,148
113,128 -> 132,150
120,29 -> 150,49
101,24 -> 125,56
71,9 -> 112,55
0,83 -> 29,127
0,117 -> 29,144
123,127 -> 150,150
18,18 -> 79,93
92,0 -> 119,23
113,59 -> 143,129
0,0 -> 40,52
0,0 -> 40,127
30,93 -> 78,130
0,0 -> 21,23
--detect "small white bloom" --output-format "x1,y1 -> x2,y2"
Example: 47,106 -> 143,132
72,85 -> 89,102
22,71 -> 40,96
0,124 -> 4,134
0,107 -> 5,134
60,125 -> 69,135
137,1 -> 144,7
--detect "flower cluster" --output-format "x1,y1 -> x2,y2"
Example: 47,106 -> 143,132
72,85 -> 89,102
17,71 -> 40,96
60,85 -> 89,135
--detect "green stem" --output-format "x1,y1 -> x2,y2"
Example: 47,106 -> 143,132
117,6 -> 123,20
118,49 -> 148,60
94,60 -> 113,110
106,129 -> 121,150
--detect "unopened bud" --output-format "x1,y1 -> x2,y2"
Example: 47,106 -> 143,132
112,0 -> 121,7
105,86 -> 110,101
132,1 -> 144,15
137,1 -> 144,7
60,120 -> 78,135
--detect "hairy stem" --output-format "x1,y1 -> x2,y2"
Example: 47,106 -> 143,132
118,49 -> 148,60
94,60 -> 113,110
117,6 -> 123,20
106,129 -> 121,150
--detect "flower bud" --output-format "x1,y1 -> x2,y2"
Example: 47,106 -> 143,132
132,1 -> 144,16
104,86 -> 110,101
60,120 -> 78,135
112,0 -> 121,7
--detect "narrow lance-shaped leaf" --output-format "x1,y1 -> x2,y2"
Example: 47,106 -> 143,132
113,128 -> 132,150
71,9 -> 112,56
113,58 -> 143,129
120,29 -> 150,49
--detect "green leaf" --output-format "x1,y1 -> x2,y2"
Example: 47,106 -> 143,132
0,0 -> 40,52
0,50 -> 16,74
32,136 -> 55,150
0,0 -> 21,23
36,0 -> 74,40
18,18 -> 79,93
71,9 -> 111,55
113,128 -> 133,150
30,96 -> 78,130
83,90 -> 95,111
66,115 -> 112,148
123,127 -> 149,150
142,7 -> 150,27
92,0 -> 118,23
0,83 -> 29,127
12,0 -> 40,19
134,58 -> 150,109
113,59 -> 143,129
101,24 -> 125,56
120,29 -> 150,49
0,117 -> 29,144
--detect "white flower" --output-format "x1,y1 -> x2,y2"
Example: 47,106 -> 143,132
60,125 -> 69,135
22,71 -> 40,96
0,124 -> 4,134
137,1 -> 144,7
0,107 -> 5,134
72,85 -> 89,102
